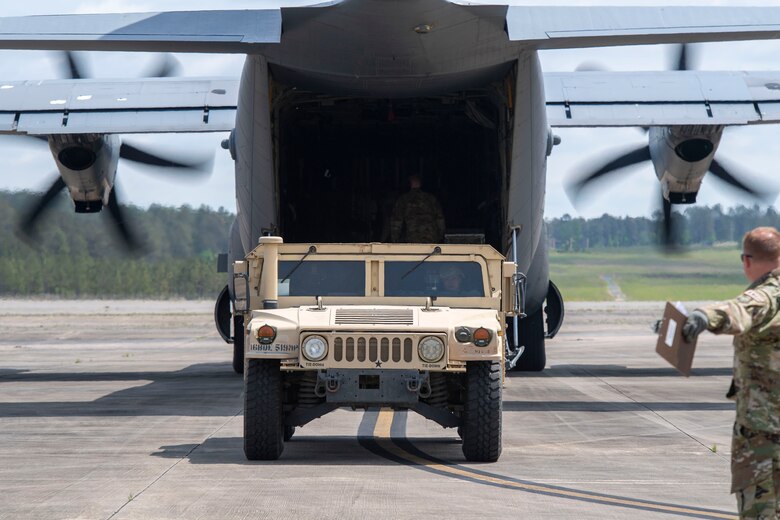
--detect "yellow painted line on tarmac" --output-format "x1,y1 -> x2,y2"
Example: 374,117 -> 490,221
372,408 -> 737,520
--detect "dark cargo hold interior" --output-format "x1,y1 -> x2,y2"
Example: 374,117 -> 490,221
274,90 -> 508,250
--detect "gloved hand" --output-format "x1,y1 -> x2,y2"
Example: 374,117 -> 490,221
651,319 -> 663,334
682,310 -> 708,343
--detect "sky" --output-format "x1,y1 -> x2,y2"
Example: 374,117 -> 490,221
2,1 -> 780,219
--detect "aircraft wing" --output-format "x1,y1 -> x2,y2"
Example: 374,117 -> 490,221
0,77 -> 238,135
545,71 -> 780,128
2,5 -> 780,53
0,10 -> 281,52
507,6 -> 780,49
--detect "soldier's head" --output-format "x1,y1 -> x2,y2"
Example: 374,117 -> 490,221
440,265 -> 464,291
742,227 -> 780,281
408,175 -> 422,190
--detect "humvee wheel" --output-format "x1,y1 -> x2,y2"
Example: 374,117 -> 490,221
244,359 -> 284,460
515,308 -> 546,372
284,425 -> 295,442
233,315 -> 245,375
461,361 -> 502,462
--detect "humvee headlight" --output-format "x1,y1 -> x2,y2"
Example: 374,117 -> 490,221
256,324 -> 277,344
302,335 -> 328,361
455,327 -> 472,343
418,336 -> 445,363
472,327 -> 492,347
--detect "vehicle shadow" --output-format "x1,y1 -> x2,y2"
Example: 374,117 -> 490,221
151,435 -> 411,466
508,364 -> 732,378
0,362 -> 243,418
502,400 -> 734,412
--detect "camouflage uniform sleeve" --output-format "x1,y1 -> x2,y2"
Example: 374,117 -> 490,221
697,288 -> 776,335
390,197 -> 405,242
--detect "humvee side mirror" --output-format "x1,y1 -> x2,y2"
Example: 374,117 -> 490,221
233,261 -> 249,312
502,261 -> 516,314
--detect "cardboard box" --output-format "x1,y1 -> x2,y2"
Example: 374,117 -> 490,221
655,301 -> 698,376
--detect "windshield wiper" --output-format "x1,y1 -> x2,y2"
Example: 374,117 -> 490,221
401,246 -> 441,280
280,245 -> 317,283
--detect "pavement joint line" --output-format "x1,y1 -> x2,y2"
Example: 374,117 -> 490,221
104,407 -> 242,520
365,408 -> 737,520
577,366 -> 728,461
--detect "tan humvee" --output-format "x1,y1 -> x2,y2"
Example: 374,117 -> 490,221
233,237 -> 519,462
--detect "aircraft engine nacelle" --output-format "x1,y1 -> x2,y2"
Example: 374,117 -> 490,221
48,133 -> 120,213
648,125 -> 724,204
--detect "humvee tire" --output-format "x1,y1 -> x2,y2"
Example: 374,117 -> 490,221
244,359 -> 284,460
233,315 -> 244,375
515,308 -> 546,372
284,425 -> 295,442
461,361 -> 502,462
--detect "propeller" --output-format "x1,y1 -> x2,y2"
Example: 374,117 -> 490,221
567,44 -> 773,251
18,52 -> 208,252
17,176 -> 66,244
566,144 -> 651,205
59,51 -> 181,81
105,189 -> 142,253
17,177 -> 143,254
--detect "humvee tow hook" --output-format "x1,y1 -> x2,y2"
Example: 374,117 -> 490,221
406,373 -> 432,398
324,374 -> 340,393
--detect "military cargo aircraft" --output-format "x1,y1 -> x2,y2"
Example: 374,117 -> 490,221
2,1 -> 780,373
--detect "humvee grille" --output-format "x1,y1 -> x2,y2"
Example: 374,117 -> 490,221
332,335 -> 415,364
334,309 -> 414,325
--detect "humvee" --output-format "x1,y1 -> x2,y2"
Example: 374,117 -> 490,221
232,236 -> 523,462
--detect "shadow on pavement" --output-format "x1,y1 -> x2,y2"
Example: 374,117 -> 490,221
0,362 -> 242,418
502,400 -> 734,412
508,364 -> 732,378
151,436 -> 405,466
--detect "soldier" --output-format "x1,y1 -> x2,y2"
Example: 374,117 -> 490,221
440,265 -> 465,293
683,226 -> 780,520
390,175 -> 445,243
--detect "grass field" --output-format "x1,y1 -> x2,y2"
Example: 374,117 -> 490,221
549,244 -> 748,301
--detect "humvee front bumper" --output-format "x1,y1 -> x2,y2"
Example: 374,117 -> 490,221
283,368 -> 460,429
318,369 -> 427,406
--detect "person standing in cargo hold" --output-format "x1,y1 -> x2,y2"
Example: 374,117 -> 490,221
682,227 -> 780,520
390,175 -> 445,243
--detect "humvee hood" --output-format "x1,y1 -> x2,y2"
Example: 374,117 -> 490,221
293,305 -> 500,331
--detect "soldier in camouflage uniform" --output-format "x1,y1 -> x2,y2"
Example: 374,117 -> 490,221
390,175 -> 445,243
683,227 -> 780,520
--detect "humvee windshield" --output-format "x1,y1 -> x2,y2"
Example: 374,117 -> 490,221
278,260 -> 365,296
384,261 -> 484,297
275,259 -> 485,298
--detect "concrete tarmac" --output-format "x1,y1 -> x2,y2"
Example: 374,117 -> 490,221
0,300 -> 738,519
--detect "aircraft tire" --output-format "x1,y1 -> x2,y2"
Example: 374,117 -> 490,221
515,308 -> 546,372
461,361 -> 502,462
244,359 -> 284,460
232,315 -> 245,375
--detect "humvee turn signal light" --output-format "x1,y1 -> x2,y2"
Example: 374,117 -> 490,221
473,327 -> 492,347
256,324 -> 277,344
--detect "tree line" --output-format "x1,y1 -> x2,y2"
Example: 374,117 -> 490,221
2,188 -> 776,296
0,191 -> 232,298
547,204 -> 780,251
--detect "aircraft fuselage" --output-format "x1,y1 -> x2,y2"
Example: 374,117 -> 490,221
231,0 -> 550,313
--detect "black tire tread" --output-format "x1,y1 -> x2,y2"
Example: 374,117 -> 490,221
461,361 -> 502,462
232,315 -> 245,375
515,308 -> 546,372
244,359 -> 284,460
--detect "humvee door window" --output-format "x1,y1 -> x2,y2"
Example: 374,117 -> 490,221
277,261 -> 365,296
384,261 -> 484,297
